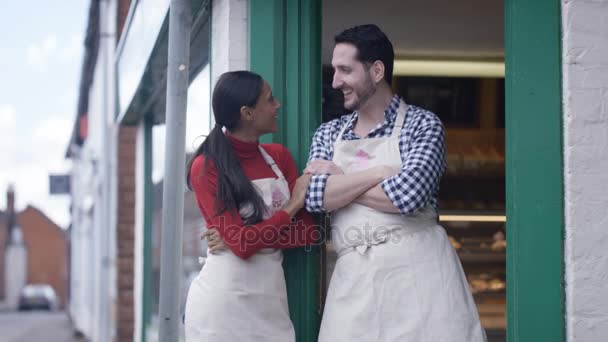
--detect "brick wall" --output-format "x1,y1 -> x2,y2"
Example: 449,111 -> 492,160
18,207 -> 69,308
116,0 -> 132,44
563,1 -> 608,341
115,2 -> 135,341
116,125 -> 136,341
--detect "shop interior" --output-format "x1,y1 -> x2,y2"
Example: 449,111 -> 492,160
320,1 -> 506,340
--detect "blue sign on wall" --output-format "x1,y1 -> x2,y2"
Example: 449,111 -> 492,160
49,174 -> 71,195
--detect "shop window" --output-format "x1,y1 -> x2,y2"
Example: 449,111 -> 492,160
394,76 -> 480,128
149,64 -> 211,334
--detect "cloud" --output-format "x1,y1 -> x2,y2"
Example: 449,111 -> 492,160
0,104 -> 17,130
32,116 -> 73,146
26,32 -> 82,72
0,114 -> 72,228
0,105 -> 18,161
58,32 -> 84,63
26,33 -> 58,70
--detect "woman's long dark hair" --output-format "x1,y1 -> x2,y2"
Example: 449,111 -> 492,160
186,71 -> 267,224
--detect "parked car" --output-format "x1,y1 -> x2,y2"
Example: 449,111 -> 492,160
18,284 -> 58,311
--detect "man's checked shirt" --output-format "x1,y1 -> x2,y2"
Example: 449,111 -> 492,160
305,95 -> 446,215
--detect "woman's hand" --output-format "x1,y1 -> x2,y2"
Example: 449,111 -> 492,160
202,228 -> 227,254
304,160 -> 344,175
282,174 -> 312,217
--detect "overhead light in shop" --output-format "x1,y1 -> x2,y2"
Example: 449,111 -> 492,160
439,215 -> 507,222
393,59 -> 505,78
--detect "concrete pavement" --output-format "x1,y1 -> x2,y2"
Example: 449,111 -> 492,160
0,311 -> 86,342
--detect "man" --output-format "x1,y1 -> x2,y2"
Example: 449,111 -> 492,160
304,24 -> 487,342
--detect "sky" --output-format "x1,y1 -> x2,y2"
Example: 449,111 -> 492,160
0,2 -> 89,228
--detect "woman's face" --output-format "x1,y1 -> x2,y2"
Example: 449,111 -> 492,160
249,81 -> 281,135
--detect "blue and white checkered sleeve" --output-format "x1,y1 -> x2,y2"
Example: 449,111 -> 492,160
381,113 -> 446,215
305,122 -> 335,213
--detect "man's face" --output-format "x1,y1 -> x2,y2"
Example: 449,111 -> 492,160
331,43 -> 377,111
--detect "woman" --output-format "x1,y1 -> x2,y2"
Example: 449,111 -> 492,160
184,71 -> 317,341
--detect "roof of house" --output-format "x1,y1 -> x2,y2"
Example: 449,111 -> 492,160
18,205 -> 63,230
65,0 -> 101,158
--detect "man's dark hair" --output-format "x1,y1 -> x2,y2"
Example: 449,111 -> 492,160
335,24 -> 395,85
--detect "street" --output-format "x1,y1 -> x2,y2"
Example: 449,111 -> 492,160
0,311 -> 85,342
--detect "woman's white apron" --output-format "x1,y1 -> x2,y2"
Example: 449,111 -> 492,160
318,100 -> 487,342
184,146 -> 295,342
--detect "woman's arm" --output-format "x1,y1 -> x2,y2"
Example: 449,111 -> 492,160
270,146 -> 319,248
191,155 -> 296,259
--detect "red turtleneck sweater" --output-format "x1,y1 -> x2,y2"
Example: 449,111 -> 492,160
189,134 -> 318,259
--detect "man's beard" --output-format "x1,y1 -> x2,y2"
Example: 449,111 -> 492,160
346,75 -> 377,111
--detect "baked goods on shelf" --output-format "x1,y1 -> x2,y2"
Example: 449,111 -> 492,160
468,273 -> 506,294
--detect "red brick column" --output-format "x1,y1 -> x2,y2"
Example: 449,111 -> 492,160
116,0 -> 133,44
115,2 -> 136,340
116,126 -> 136,341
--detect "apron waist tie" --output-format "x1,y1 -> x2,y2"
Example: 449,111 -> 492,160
334,224 -> 431,258
336,234 -> 389,258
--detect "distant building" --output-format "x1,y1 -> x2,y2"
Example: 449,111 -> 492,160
0,187 -> 69,308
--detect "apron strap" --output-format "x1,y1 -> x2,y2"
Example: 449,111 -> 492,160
391,99 -> 408,139
335,112 -> 358,142
258,145 -> 287,181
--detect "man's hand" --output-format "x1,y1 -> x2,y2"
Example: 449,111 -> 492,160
202,228 -> 227,254
304,160 -> 344,175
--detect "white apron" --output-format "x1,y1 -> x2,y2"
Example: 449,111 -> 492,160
184,146 -> 295,342
318,100 -> 487,342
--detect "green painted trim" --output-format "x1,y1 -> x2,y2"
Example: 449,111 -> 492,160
505,0 -> 564,341
141,116 -> 154,342
250,1 -> 322,341
250,0 -> 285,145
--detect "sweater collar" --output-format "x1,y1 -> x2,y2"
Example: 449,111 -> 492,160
226,133 -> 260,158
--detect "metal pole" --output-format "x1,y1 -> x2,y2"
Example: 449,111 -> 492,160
158,0 -> 191,340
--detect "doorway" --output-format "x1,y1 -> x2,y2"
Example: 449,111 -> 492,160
248,0 -> 564,341
320,0 -> 506,340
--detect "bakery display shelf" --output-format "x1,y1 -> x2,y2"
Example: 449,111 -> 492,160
458,251 -> 505,263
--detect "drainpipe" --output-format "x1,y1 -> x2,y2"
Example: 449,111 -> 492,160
158,0 -> 191,340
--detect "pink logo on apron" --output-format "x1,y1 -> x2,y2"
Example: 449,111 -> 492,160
354,149 -> 372,170
271,187 -> 286,210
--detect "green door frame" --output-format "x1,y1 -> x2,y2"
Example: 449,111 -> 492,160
249,1 -> 322,341
505,0 -> 565,341
250,1 -> 565,341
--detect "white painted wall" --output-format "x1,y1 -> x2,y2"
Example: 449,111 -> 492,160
3,239 -> 27,309
68,1 -> 118,340
211,0 -> 248,88
68,140 -> 96,338
89,33 -> 105,342
563,1 -> 608,341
